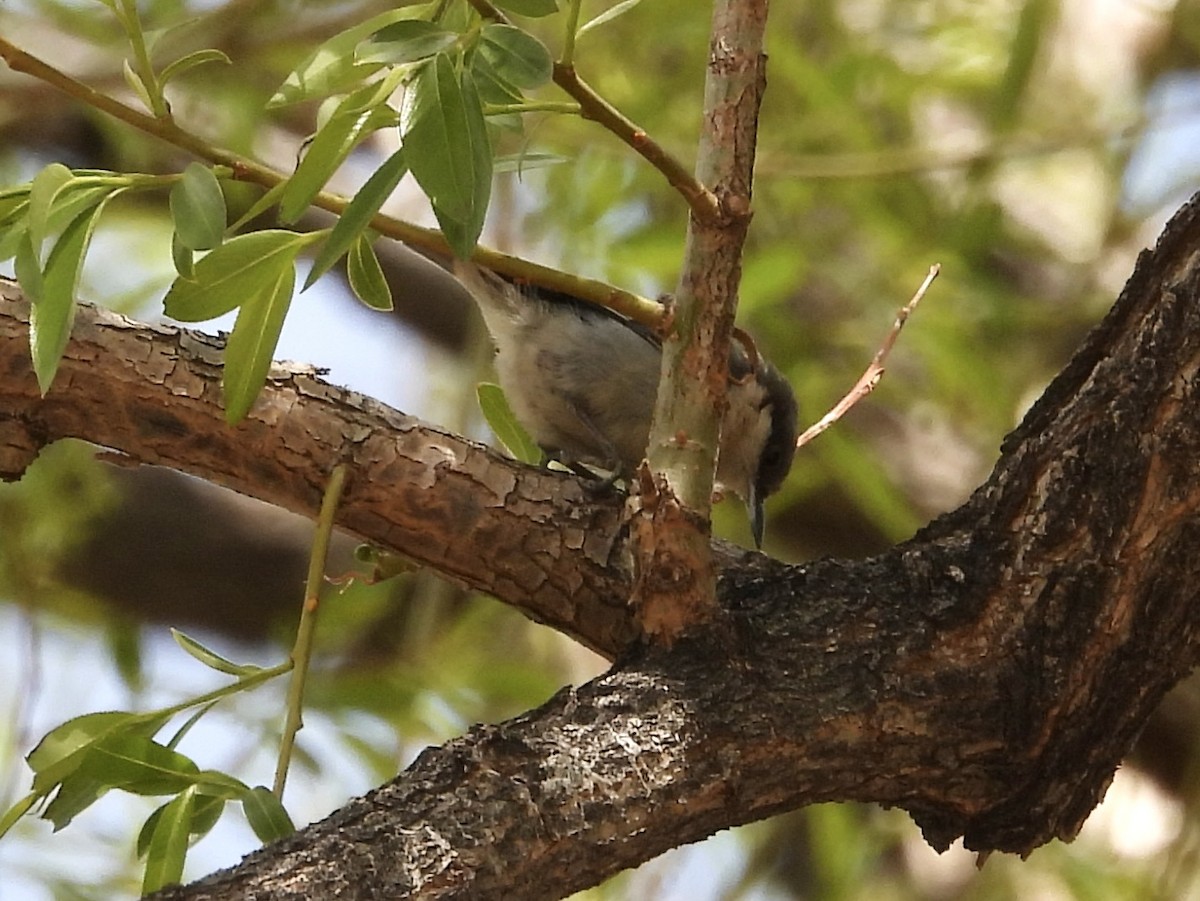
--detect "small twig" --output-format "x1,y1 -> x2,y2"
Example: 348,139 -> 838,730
273,464 -> 347,799
796,264 -> 940,450
561,0 -> 584,66
464,0 -> 723,225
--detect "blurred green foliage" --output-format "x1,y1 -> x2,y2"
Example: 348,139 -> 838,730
1,0 -> 1199,897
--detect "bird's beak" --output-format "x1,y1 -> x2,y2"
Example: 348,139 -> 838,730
749,483 -> 765,550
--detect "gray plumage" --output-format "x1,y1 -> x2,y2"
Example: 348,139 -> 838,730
456,264 -> 797,548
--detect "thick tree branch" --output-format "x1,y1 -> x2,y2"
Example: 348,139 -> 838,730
151,190 -> 1200,897
6,189 -> 1200,895
0,278 -> 639,657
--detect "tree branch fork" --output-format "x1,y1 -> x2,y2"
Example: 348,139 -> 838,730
3,193 -> 1200,897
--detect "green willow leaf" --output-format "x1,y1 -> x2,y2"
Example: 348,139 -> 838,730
358,20 -> 459,66
242,785 -> 295,844
186,791 -> 227,842
27,163 -> 73,252
402,55 -> 492,256
43,772 -> 108,831
87,734 -> 200,795
470,51 -> 526,108
165,704 -> 215,751
0,792 -> 38,841
440,69 -> 491,256
31,194 -> 115,394
14,232 -> 43,302
171,629 -> 263,677
170,163 -> 227,251
478,382 -> 542,465
160,48 -> 232,86
577,0 -> 645,40
346,232 -> 393,311
171,232 -> 195,278
121,58 -> 157,113
222,261 -> 296,423
162,230 -> 313,323
305,148 -> 408,290
269,9 -> 415,106
193,770 -> 252,800
141,787 -> 196,894
279,88 -> 397,224
479,24 -> 553,89
27,711 -> 138,777
402,54 -> 484,223
138,790 -> 227,859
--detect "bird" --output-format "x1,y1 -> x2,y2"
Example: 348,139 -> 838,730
455,263 -> 797,548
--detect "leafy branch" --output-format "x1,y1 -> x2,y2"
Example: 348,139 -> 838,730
0,26 -> 662,322
0,460 -> 350,892
466,0 -> 724,223
274,464 -> 347,798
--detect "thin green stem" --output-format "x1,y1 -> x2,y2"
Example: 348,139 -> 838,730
464,0 -> 723,224
485,101 -> 581,116
145,661 -> 291,726
273,464 -> 347,799
116,0 -> 169,119
562,0 -> 584,66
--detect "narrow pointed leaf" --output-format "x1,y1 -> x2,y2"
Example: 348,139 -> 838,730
478,382 -> 542,465
0,192 -> 30,255
15,232 -> 43,302
171,163 -> 227,251
44,185 -> 113,234
162,230 -> 309,323
171,629 -> 263,677
165,703 -> 216,751
137,802 -> 166,859
402,53 -> 492,232
160,48 -> 232,86
479,25 -> 553,89
0,792 -> 38,840
87,734 -> 200,795
43,773 -> 109,831
228,181 -> 288,234
31,195 -> 114,393
270,9 -> 415,106
433,70 -> 491,257
27,711 -> 138,776
577,0 -> 645,39
305,148 -> 407,290
194,770 -> 252,800
121,58 -> 157,113
186,792 -> 227,842
222,263 -> 296,423
171,232 -> 195,278
142,787 -> 196,894
27,163 -> 73,252
357,20 -> 458,65
346,233 -> 392,311
279,93 -> 396,224
138,791 -> 228,859
242,786 -> 295,844
470,52 -> 526,107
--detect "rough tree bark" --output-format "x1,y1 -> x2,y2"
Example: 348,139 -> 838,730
1,179 -> 1199,896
